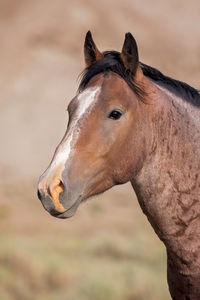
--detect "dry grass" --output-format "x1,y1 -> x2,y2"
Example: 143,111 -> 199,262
0,183 -> 170,300
0,234 -> 169,300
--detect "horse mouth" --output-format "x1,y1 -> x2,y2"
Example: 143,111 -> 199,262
49,196 -> 82,219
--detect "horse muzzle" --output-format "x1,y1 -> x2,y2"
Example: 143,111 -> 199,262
37,175 -> 82,219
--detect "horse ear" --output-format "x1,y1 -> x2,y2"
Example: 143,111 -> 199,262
84,31 -> 103,67
121,33 -> 139,76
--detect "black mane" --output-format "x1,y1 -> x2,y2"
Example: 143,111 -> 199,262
79,50 -> 200,107
141,63 -> 200,107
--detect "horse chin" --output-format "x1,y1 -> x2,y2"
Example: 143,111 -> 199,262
50,196 -> 82,219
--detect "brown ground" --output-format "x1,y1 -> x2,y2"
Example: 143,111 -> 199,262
0,1 -> 199,299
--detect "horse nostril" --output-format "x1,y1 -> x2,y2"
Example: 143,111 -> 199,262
37,189 -> 42,200
51,179 -> 64,198
58,179 -> 64,192
48,178 -> 66,213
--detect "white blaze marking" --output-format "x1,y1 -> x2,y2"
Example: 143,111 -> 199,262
51,86 -> 101,169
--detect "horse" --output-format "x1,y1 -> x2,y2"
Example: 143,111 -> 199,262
37,31 -> 200,299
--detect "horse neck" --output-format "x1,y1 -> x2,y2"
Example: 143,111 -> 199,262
131,83 -> 200,277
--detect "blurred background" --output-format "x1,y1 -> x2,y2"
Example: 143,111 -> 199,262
0,0 -> 199,299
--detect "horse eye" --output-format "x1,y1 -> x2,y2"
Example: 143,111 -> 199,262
108,110 -> 122,120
